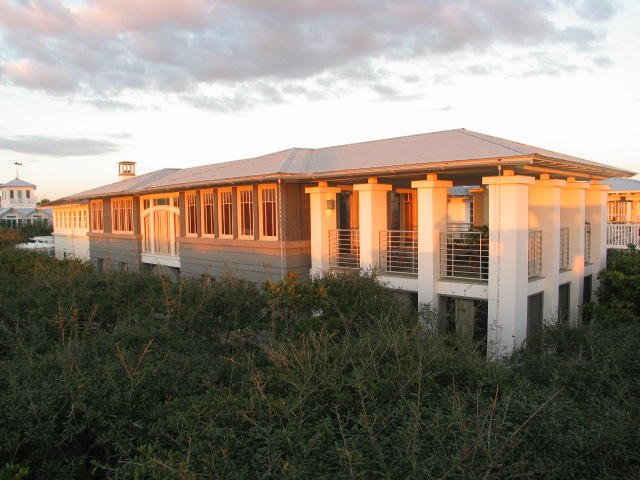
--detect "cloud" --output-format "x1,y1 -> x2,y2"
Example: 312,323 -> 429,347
0,0 -> 619,106
0,135 -> 122,156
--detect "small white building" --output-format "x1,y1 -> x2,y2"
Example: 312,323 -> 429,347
0,177 -> 52,226
48,200 -> 90,260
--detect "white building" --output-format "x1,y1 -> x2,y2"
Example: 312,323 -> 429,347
0,177 -> 52,226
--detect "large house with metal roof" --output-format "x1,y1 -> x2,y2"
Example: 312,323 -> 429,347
48,128 -> 635,356
0,177 -> 52,226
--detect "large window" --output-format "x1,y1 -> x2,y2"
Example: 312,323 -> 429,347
90,200 -> 103,232
238,186 -> 254,238
219,189 -> 233,238
186,191 -> 198,236
259,184 -> 278,239
141,195 -> 180,257
112,198 -> 133,233
201,190 -> 215,236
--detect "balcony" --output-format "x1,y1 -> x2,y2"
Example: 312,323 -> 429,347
329,229 -> 360,269
379,230 -> 418,275
440,229 -> 488,281
607,223 -> 640,248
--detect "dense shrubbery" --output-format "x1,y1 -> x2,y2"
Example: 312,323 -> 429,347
0,247 -> 639,479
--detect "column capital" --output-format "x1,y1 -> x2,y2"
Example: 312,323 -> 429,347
531,178 -> 567,188
353,182 -> 392,192
305,185 -> 341,194
482,175 -> 535,186
562,180 -> 589,190
411,179 -> 453,189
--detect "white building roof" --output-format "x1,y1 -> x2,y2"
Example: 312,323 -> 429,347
1,177 -> 36,188
600,177 -> 640,192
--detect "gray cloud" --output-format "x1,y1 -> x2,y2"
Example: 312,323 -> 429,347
0,135 -> 122,156
0,0 -> 619,107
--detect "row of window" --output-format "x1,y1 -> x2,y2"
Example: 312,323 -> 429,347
55,209 -> 88,230
1,189 -> 31,200
89,185 -> 279,240
185,186 -> 278,239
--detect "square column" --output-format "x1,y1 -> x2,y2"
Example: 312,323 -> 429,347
585,182 -> 610,290
530,176 -> 566,322
483,173 -> 535,357
411,174 -> 452,308
354,178 -> 392,269
561,179 -> 588,325
305,182 -> 341,275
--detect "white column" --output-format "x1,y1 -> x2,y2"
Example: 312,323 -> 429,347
305,182 -> 341,275
354,178 -> 392,270
411,174 -> 452,308
483,172 -> 535,357
585,182 -> 610,290
561,179 -> 588,325
529,175 -> 566,323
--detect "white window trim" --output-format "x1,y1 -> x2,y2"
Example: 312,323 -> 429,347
200,189 -> 216,238
90,200 -> 104,233
185,190 -> 198,237
237,186 -> 255,240
111,197 -> 134,234
218,187 -> 234,239
258,183 -> 278,240
140,193 -> 180,257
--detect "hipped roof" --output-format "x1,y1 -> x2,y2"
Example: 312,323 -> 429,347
52,128 -> 635,204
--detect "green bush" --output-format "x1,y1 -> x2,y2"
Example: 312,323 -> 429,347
593,248 -> 640,325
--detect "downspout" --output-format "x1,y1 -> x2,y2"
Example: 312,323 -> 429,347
278,178 -> 285,280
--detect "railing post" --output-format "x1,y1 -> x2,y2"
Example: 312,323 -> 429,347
305,182 -> 341,275
411,174 -> 452,311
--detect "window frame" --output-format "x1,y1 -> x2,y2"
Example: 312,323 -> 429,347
237,186 -> 255,240
200,189 -> 216,238
218,187 -> 234,239
258,183 -> 278,240
90,200 -> 104,232
111,197 -> 134,234
185,190 -> 198,237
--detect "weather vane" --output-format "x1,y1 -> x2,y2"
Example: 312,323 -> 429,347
14,162 -> 22,178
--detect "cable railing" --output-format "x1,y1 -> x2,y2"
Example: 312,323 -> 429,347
607,223 -> 640,248
329,229 -> 360,269
560,227 -> 570,270
584,223 -> 592,264
528,230 -> 542,278
379,230 -> 418,275
440,230 -> 488,281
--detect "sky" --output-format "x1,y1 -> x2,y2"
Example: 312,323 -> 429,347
0,0 -> 638,201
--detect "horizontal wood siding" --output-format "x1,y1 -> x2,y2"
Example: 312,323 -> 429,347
179,237 -> 310,283
89,233 -> 142,272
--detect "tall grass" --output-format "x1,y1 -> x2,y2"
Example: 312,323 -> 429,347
0,247 -> 639,479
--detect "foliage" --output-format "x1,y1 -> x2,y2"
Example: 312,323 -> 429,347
0,221 -> 52,246
0,248 -> 639,479
592,247 -> 640,325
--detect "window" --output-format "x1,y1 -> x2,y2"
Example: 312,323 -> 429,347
112,198 -> 134,233
185,192 -> 198,236
238,187 -> 254,238
91,200 -> 104,232
10,190 -> 14,199
201,190 -> 215,236
82,210 -> 88,229
219,189 -> 233,237
26,190 -> 30,199
401,192 -> 416,230
259,185 -> 278,239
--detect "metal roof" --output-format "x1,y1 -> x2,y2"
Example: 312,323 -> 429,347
448,186 -> 479,197
1,177 -> 36,188
55,128 -> 636,202
600,177 -> 640,191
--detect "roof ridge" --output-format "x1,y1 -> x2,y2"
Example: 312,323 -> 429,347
459,130 -> 531,155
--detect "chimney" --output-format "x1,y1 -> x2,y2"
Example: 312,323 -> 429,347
118,161 -> 136,180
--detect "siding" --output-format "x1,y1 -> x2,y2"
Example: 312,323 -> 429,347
178,237 -> 310,283
54,233 -> 90,261
89,233 -> 142,272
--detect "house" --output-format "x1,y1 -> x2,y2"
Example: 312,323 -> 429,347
48,128 -> 635,356
601,177 -> 640,248
0,177 -> 52,226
